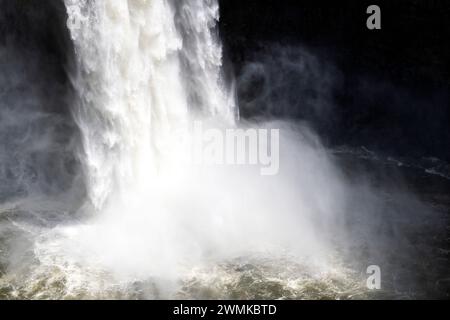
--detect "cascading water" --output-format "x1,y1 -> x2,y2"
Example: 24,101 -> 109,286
0,0 -> 362,299
65,0 -> 235,211
0,0 -> 448,300
0,0 -> 378,300
0,0 -> 406,300
19,0 -> 347,297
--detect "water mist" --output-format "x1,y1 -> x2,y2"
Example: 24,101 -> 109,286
14,0 -> 346,297
2,0 -> 441,300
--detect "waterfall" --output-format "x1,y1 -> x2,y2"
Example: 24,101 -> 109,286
18,0 -> 346,292
64,0 -> 236,210
0,0 -> 445,300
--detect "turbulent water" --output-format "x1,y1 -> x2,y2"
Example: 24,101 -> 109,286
0,0 -> 449,299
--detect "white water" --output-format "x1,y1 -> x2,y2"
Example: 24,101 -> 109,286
0,0 -> 446,300
65,0 -> 235,210
6,0 -> 353,297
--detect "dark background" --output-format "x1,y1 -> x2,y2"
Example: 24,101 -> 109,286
1,0 -> 449,161
219,0 -> 450,161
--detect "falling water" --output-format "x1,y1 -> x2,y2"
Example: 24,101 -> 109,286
34,0 -> 351,296
65,0 -> 236,211
0,0 -> 448,300
1,0 -> 426,300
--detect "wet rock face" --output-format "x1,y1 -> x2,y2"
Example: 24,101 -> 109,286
0,0 -> 71,66
0,0 -> 74,114
0,0 -> 81,201
219,0 -> 450,87
219,0 -> 450,161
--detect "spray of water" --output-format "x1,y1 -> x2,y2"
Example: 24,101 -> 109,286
4,0 -> 424,299
9,0 -> 343,294
0,0 -> 446,300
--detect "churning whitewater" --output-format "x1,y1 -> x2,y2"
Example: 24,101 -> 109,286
0,0 -> 367,299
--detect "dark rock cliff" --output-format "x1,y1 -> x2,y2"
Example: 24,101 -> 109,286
219,0 -> 450,161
